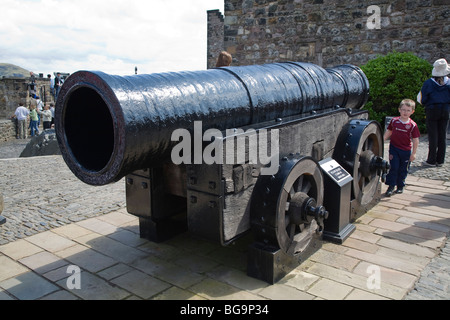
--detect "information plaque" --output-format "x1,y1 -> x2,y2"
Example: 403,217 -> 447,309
319,158 -> 355,243
319,158 -> 352,185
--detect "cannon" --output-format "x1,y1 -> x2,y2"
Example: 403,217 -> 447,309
55,61 -> 389,284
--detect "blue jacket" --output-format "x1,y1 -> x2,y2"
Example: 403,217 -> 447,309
420,78 -> 450,110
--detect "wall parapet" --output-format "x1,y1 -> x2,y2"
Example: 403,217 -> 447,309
207,0 -> 449,68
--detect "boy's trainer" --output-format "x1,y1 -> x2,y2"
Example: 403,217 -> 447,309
385,186 -> 395,197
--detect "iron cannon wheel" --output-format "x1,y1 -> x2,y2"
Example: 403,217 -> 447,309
334,120 -> 384,208
250,156 -> 325,255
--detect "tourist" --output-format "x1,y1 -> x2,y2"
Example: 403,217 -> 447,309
13,102 -> 30,139
418,58 -> 450,167
54,72 -> 64,100
28,71 -> 37,97
38,104 -> 53,130
49,74 -> 55,98
35,95 -> 44,127
384,99 -> 420,197
29,104 -> 39,137
215,51 -> 232,67
50,103 -> 55,127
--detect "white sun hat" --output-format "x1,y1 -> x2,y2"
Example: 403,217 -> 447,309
432,58 -> 450,77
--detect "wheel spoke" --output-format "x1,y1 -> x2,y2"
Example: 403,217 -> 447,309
284,213 -> 290,228
358,172 -> 363,189
289,186 -> 295,198
295,176 -> 304,192
359,175 -> 365,190
288,223 -> 296,239
301,180 -> 312,194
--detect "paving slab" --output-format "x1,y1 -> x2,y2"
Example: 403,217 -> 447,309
0,255 -> 28,282
0,271 -> 59,300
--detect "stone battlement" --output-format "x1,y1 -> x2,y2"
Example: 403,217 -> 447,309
0,76 -> 53,119
207,0 -> 449,69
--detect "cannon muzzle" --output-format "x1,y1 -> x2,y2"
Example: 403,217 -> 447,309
55,62 -> 369,186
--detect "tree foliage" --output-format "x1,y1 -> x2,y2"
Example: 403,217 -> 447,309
360,52 -> 432,133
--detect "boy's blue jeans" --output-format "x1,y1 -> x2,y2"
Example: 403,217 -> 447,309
30,120 -> 39,137
386,144 -> 411,189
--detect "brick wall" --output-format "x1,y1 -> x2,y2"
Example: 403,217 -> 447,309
207,0 -> 449,68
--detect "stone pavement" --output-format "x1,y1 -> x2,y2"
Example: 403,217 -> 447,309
0,137 -> 449,300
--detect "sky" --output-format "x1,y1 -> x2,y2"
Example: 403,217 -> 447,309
0,0 -> 224,77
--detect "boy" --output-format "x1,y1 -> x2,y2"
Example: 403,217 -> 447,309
384,99 -> 420,197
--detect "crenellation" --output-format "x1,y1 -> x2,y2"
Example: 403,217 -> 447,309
0,76 -> 53,141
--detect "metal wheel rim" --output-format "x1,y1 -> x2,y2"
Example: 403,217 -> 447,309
353,123 -> 383,206
276,158 -> 324,255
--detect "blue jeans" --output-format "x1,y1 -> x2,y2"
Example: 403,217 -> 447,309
30,120 -> 39,137
386,144 -> 411,189
55,86 -> 61,100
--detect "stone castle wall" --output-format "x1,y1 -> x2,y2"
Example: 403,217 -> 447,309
208,10 -> 226,68
0,77 -> 53,119
0,77 -> 52,142
0,119 -> 17,142
0,78 -> 29,119
207,0 -> 449,68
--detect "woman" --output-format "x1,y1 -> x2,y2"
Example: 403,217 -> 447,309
38,104 -> 53,130
418,58 -> 450,167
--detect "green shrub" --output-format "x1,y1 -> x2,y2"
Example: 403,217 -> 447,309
360,52 -> 432,133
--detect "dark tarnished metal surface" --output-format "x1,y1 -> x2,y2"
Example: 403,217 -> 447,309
55,62 -> 369,186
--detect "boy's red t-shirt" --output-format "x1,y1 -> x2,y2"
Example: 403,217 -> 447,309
387,117 -> 420,151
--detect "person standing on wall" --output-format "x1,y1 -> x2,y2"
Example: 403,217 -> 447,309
54,72 -> 64,100
418,58 -> 450,167
49,74 -> 55,98
28,71 -> 37,97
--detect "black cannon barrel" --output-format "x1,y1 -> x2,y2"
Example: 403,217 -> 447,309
55,62 -> 369,186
